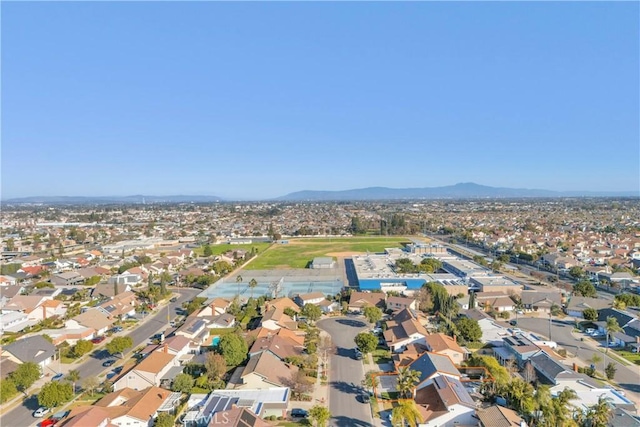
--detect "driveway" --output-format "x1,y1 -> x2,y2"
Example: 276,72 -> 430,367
318,317 -> 374,427
0,288 -> 201,427
516,317 -> 640,405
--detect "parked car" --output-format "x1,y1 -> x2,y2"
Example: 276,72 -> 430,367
51,373 -> 64,382
33,407 -> 50,418
111,326 -> 123,333
585,328 -> 595,335
102,359 -> 116,367
91,336 -> 106,344
354,349 -> 363,360
291,408 -> 308,418
170,297 -> 178,303
360,393 -> 370,403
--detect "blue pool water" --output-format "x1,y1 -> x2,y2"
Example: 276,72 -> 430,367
212,336 -> 220,347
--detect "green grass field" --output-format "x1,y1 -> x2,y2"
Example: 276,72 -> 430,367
194,242 -> 272,257
243,237 -> 410,270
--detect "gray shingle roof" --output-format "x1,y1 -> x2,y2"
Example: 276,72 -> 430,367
410,352 -> 460,385
4,335 -> 55,364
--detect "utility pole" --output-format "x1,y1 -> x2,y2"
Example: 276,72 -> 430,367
549,312 -> 552,341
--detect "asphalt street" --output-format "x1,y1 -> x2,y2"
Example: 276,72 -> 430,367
1,288 -> 200,427
318,317 -> 374,427
515,317 -> 640,404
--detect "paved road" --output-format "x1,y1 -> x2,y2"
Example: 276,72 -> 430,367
318,317 -> 374,427
1,288 -> 201,427
515,317 -> 640,404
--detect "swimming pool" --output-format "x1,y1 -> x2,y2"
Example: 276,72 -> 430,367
211,336 -> 220,347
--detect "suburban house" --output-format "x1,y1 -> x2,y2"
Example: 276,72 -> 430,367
424,333 -> 466,366
565,297 -> 612,318
408,352 -> 462,392
348,291 -> 386,313
207,313 -> 236,329
183,388 -> 290,422
2,295 -> 65,321
66,386 -> 179,427
239,351 -> 298,389
383,308 -> 430,353
51,271 -> 85,286
93,282 -> 132,298
414,375 -> 476,427
96,291 -> 138,320
108,272 -> 143,287
3,335 -> 56,371
265,297 -> 300,315
175,317 -> 210,346
113,349 -> 179,391
317,298 -> 340,313
198,298 -> 232,317
500,334 -> 541,368
386,295 -> 418,312
520,290 -> 563,314
475,292 -> 515,313
259,307 -> 296,331
66,309 -> 115,337
249,333 -> 304,362
595,308 -> 640,349
294,292 -> 326,307
476,405 -> 525,427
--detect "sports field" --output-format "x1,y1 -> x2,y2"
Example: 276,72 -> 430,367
194,242 -> 272,257
244,236 -> 410,270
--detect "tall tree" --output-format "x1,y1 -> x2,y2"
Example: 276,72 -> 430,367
218,334 -> 248,367
391,400 -> 424,427
354,332 -> 378,354
66,369 -> 80,394
301,303 -> 322,323
309,405 -> 331,427
363,306 -> 383,324
82,376 -> 100,397
396,367 -> 421,399
205,352 -> 227,381
249,278 -> 258,299
235,275 -> 243,299
106,336 -> 133,358
38,382 -> 73,408
9,362 -> 40,392
586,395 -> 613,427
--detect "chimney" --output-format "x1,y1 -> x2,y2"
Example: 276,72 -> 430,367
42,304 -> 47,320
163,343 -> 168,354
453,335 -> 457,343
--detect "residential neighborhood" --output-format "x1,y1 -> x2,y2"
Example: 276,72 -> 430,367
0,199 -> 639,427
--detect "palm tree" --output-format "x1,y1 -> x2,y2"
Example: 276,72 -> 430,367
604,316 -> 622,373
586,395 -> 613,427
391,400 -> 424,427
249,278 -> 258,300
553,387 -> 578,427
66,369 -> 80,394
396,367 -> 421,399
235,275 -> 243,299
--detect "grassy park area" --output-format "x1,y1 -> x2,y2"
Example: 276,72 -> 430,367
194,242 -> 272,257
244,237 -> 410,270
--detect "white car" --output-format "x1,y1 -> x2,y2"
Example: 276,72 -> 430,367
33,407 -> 50,418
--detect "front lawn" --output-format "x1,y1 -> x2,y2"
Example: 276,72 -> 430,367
616,350 -> 640,365
372,348 -> 392,364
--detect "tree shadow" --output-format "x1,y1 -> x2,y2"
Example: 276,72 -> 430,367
331,415 -> 373,427
330,380 -> 363,395
336,319 -> 366,328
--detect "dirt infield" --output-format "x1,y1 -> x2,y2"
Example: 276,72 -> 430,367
325,251 -> 364,257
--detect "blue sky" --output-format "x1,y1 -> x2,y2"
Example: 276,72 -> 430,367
2,2 -> 638,199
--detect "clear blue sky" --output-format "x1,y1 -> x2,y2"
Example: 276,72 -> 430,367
2,2 -> 638,199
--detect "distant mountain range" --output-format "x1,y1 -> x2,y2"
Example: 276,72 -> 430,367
275,183 -> 638,201
3,183 -> 638,204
